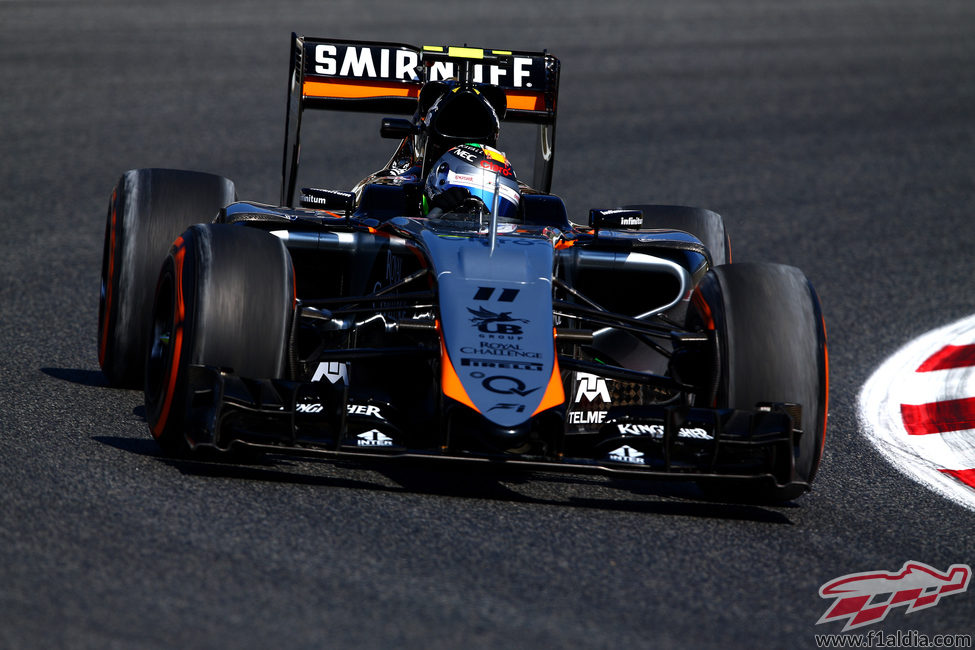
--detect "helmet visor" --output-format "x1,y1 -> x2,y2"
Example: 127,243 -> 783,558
444,169 -> 520,218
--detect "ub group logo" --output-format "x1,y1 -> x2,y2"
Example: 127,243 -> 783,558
467,306 -> 528,335
817,561 -> 970,632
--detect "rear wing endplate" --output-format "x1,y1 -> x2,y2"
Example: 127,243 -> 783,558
281,35 -> 560,206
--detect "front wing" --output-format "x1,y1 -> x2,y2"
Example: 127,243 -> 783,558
177,365 -> 808,493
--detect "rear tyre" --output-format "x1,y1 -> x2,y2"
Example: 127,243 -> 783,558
624,204 -> 730,266
144,224 -> 295,454
692,263 -> 828,502
98,169 -> 236,387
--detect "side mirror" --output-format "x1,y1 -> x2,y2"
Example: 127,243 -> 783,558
381,117 -> 414,139
300,187 -> 355,212
588,208 -> 644,230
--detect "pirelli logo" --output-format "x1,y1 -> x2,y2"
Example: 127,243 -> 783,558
460,358 -> 544,372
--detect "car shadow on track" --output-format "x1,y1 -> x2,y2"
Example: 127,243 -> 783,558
41,367 -> 111,387
92,432 -> 795,525
92,434 -> 415,493
373,465 -> 797,524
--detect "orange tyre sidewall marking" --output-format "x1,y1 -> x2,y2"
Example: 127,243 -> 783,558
820,313 -> 830,456
98,191 -> 118,366
151,238 -> 186,439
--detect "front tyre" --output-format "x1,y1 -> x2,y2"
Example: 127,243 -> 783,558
692,263 -> 828,502
144,224 -> 295,453
98,169 -> 236,387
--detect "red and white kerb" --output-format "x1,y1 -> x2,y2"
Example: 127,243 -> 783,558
859,315 -> 975,512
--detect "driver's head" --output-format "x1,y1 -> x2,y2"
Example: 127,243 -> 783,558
423,144 -> 521,220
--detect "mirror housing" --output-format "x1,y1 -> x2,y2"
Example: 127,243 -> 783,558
589,208 -> 644,230
381,117 -> 414,139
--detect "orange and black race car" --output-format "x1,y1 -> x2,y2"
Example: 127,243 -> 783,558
98,36 -> 828,502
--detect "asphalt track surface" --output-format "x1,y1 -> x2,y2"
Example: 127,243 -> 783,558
2,1 -> 975,648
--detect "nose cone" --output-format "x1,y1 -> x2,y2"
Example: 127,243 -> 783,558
423,229 -> 563,427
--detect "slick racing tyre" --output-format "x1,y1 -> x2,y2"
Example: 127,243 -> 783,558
692,263 -> 828,502
99,168 -> 236,388
624,204 -> 730,266
144,224 -> 295,454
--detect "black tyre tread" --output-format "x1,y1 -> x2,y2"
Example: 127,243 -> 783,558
695,263 -> 827,502
623,204 -> 730,266
98,168 -> 236,387
145,224 -> 294,453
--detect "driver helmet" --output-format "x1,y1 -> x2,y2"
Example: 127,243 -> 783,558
424,144 -> 521,220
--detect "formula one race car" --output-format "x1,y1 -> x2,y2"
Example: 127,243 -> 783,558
98,36 -> 828,501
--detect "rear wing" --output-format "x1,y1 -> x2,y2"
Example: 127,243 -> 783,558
281,35 -> 560,206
